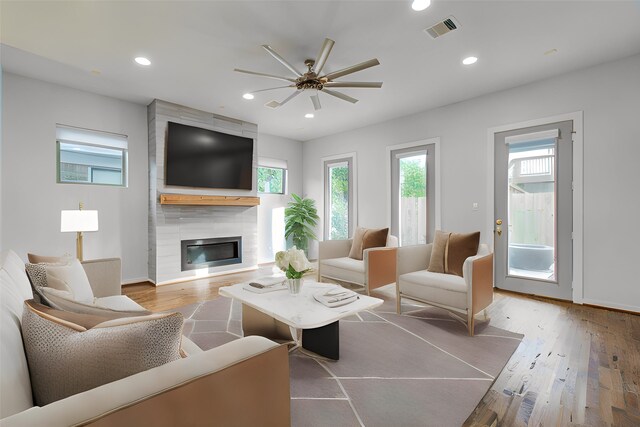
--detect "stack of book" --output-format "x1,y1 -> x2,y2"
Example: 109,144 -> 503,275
313,287 -> 359,307
243,276 -> 287,293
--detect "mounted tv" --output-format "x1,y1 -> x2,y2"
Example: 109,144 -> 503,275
165,122 -> 253,190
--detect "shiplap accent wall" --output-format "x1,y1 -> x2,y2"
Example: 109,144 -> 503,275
148,100 -> 258,284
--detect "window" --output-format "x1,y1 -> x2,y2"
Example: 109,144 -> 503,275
390,142 -> 437,245
56,125 -> 128,187
324,155 -> 355,240
257,166 -> 286,194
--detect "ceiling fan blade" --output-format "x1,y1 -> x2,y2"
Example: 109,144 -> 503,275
322,58 -> 380,81
313,38 -> 335,75
311,94 -> 322,111
250,85 -> 296,94
234,68 -> 296,83
271,90 -> 302,108
322,88 -> 359,104
262,45 -> 303,77
323,82 -> 383,88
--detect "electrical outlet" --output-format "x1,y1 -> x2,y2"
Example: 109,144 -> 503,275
472,202 -> 479,211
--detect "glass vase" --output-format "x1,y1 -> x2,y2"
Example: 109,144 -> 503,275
287,278 -> 303,295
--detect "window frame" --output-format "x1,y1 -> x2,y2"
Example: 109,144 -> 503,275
56,124 -> 129,188
387,138 -> 440,245
56,139 -> 128,187
257,165 -> 287,195
322,153 -> 356,241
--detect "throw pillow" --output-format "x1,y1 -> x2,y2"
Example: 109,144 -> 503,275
427,230 -> 451,273
445,231 -> 481,277
40,287 -> 151,319
24,263 -> 49,305
362,227 -> 389,252
21,300 -> 183,406
27,253 -> 72,264
348,227 -> 390,260
25,262 -> 73,293
348,227 -> 367,260
41,259 -> 95,303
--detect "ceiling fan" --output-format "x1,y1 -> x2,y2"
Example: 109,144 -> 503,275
234,38 -> 382,111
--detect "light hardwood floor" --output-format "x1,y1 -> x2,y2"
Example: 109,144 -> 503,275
123,269 -> 640,427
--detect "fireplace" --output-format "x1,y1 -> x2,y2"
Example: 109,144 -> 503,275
181,236 -> 242,271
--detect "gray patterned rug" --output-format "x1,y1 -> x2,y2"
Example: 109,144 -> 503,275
173,286 -> 523,427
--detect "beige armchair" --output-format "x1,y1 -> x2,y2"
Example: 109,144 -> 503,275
318,235 -> 398,295
396,244 -> 494,336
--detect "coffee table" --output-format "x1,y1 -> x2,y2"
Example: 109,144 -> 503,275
219,281 -> 383,360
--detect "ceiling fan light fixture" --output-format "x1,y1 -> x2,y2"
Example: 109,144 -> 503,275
462,56 -> 478,65
412,0 -> 431,11
235,38 -> 381,111
305,113 -> 314,119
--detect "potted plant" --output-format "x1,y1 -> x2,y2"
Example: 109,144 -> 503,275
284,193 -> 319,255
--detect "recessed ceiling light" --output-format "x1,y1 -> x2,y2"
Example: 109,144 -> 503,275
305,113 -> 314,119
412,0 -> 431,11
242,93 -> 254,100
134,57 -> 151,66
462,56 -> 478,65
544,48 -> 558,56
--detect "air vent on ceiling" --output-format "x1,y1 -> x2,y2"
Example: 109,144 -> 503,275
264,101 -> 280,109
424,16 -> 460,39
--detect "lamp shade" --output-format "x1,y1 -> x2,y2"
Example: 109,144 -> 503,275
60,210 -> 99,232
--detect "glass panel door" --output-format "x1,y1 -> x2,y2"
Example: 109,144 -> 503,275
494,120 -> 573,300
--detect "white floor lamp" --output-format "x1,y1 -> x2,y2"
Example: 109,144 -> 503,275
61,203 -> 99,261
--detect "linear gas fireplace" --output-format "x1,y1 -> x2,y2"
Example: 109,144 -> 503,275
181,236 -> 242,271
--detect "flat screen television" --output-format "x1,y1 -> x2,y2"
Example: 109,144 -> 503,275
165,122 -> 253,190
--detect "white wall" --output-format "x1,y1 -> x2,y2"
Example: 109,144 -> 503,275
257,133 -> 303,263
303,53 -> 640,312
1,73 -> 148,282
0,66 -> 3,252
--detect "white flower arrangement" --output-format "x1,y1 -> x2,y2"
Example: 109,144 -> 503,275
275,247 -> 312,279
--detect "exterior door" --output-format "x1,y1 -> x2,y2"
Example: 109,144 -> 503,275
494,120 -> 573,300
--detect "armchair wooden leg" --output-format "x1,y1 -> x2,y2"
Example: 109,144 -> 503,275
396,287 -> 401,314
467,311 -> 475,337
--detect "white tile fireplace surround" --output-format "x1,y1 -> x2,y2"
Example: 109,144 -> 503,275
148,100 -> 259,284
154,205 -> 258,284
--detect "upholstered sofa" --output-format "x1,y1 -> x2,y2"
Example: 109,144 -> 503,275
396,243 -> 494,336
318,235 -> 398,295
0,250 -> 290,426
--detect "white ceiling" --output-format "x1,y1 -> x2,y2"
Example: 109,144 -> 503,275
2,1 -> 640,141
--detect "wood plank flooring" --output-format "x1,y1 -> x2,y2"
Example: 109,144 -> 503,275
123,270 -> 640,427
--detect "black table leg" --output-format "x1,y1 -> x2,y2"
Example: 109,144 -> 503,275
301,321 -> 340,360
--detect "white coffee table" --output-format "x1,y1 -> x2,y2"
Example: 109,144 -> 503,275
219,281 -> 383,360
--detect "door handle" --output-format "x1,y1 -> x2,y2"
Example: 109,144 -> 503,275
495,219 -> 503,236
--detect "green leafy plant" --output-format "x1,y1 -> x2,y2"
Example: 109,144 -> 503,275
285,193 -> 319,254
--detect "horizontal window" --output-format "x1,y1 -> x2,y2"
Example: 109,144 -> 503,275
56,125 -> 128,187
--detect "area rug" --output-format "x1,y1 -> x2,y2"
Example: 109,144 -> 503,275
173,288 -> 523,427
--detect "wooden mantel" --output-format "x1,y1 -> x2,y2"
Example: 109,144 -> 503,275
159,194 -> 260,207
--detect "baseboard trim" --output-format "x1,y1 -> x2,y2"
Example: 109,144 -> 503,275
581,298 -> 640,315
154,265 -> 259,286
121,277 -> 152,286
496,288 -> 639,315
